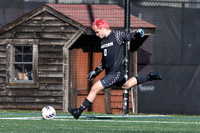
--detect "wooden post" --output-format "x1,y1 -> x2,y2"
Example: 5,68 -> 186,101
105,88 -> 111,114
6,43 -> 11,83
63,30 -> 84,111
69,49 -> 77,108
131,51 -> 138,114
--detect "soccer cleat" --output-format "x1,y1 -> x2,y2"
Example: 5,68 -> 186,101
147,72 -> 162,81
68,107 -> 81,119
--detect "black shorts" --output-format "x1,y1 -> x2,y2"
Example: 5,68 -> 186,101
100,70 -> 126,89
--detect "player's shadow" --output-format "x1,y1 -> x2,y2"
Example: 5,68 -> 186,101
86,116 -> 112,120
85,116 -> 129,120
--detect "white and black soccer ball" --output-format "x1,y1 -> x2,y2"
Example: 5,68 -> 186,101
41,106 -> 56,120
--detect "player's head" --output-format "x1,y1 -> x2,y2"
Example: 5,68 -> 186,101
92,19 -> 110,38
92,19 -> 109,30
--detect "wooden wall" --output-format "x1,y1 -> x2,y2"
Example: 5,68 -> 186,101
0,44 -> 6,92
0,11 -> 79,110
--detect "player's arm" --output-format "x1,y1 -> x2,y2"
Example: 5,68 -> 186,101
114,29 -> 144,44
87,59 -> 104,81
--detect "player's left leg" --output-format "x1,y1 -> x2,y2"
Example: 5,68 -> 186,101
121,76 -> 137,89
122,72 -> 162,89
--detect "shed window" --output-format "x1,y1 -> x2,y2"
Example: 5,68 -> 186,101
12,45 -> 33,81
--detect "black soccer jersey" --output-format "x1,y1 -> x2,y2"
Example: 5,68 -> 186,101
97,30 -> 137,74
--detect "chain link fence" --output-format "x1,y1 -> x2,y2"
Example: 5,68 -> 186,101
131,0 -> 200,115
0,0 -> 200,115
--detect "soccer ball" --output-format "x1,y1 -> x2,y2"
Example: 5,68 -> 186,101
41,106 -> 56,120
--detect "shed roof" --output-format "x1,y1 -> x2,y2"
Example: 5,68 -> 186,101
0,4 -> 156,35
47,4 -> 156,28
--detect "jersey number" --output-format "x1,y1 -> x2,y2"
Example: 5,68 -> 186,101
104,49 -> 107,56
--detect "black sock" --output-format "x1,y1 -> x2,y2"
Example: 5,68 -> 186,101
136,76 -> 149,85
78,98 -> 92,114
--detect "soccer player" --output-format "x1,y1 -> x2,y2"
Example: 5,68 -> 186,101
68,19 -> 162,119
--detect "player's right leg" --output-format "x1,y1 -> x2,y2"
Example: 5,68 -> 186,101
68,71 -> 124,119
87,80 -> 104,102
68,80 -> 104,119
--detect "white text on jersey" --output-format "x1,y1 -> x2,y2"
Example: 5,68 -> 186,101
101,42 -> 113,49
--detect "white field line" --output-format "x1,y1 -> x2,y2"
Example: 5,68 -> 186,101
80,115 -> 168,118
56,119 -> 200,125
1,116 -> 200,125
0,117 -> 41,120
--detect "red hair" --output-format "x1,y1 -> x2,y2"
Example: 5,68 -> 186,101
92,19 -> 110,30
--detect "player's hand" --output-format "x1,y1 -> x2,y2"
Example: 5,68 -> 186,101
136,29 -> 144,37
87,71 -> 96,81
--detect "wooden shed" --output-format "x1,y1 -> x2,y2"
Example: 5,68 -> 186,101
0,4 -> 155,113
